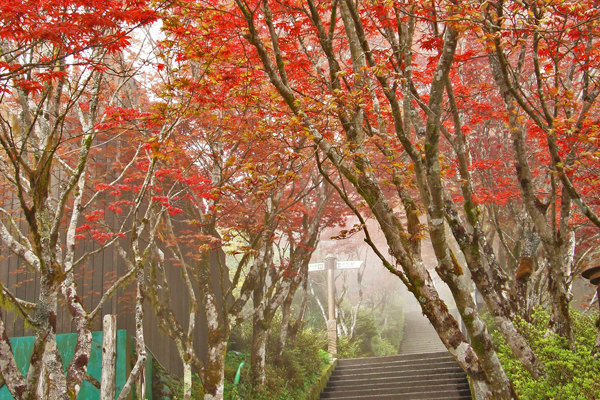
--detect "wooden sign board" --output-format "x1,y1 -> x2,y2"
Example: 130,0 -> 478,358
308,261 -> 364,272
336,261 -> 364,270
308,262 -> 325,272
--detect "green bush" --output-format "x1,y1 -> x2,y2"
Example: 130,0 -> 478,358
380,304 -> 404,349
492,308 -> 600,400
335,309 -> 401,359
371,336 -> 397,357
224,323 -> 330,400
152,358 -> 204,400
336,335 -> 361,359
353,312 -> 379,356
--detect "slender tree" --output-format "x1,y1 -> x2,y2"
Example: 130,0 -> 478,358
0,1 -> 159,397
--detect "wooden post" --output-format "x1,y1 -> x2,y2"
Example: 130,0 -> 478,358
137,369 -> 146,400
101,314 -> 117,400
325,254 -> 337,356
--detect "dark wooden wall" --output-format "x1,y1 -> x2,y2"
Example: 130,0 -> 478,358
0,203 -> 227,377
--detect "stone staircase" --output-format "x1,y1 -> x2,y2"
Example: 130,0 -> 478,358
319,352 -> 471,399
320,309 -> 472,399
398,310 -> 451,355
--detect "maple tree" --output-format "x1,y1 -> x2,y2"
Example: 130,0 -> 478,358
166,0 -> 600,398
1,0 -> 599,398
243,166 -> 339,386
0,1 -> 175,398
479,0 -> 600,346
88,110 -> 211,400
232,1 -> 518,396
142,12 -> 354,396
120,142 -> 216,400
150,105 -> 344,397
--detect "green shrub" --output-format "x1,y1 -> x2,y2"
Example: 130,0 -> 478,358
371,336 -> 397,357
354,312 -> 379,356
224,324 -> 330,400
152,358 -> 204,400
336,335 -> 361,359
380,305 -> 404,349
492,308 -> 600,400
335,309 -> 402,359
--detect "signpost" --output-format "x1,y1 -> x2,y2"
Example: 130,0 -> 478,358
308,256 -> 364,356
307,262 -> 325,272
336,260 -> 364,270
308,261 -> 363,271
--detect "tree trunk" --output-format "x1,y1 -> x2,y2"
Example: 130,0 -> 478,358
286,284 -> 308,348
182,360 -> 193,400
198,248 -> 228,400
203,340 -> 226,400
444,200 -> 543,378
32,280 -> 69,400
594,288 -> 600,355
116,268 -> 147,400
309,280 -> 328,325
250,316 -> 268,387
488,49 -> 575,346
237,4 -> 513,396
0,311 -> 27,399
276,291 -> 294,366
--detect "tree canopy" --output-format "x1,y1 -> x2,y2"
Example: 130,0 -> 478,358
1,0 -> 599,399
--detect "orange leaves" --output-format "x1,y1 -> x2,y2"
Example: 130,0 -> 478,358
13,79 -> 43,95
75,223 -> 126,243
95,107 -> 151,131
75,224 -> 92,233
453,49 -> 477,62
108,200 -> 135,214
84,209 -> 105,222
153,168 -> 214,199
330,223 -> 365,241
0,0 -> 157,51
151,195 -> 184,215
0,61 -> 20,73
0,0 -> 158,94
420,35 -> 445,52
95,183 -> 132,196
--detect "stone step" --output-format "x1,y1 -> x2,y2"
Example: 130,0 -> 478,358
319,310 -> 472,400
334,359 -> 460,375
324,375 -> 469,393
400,334 -> 443,339
398,325 -> 448,354
321,386 -> 472,399
328,365 -> 464,382
399,343 -> 446,350
337,351 -> 452,367
337,353 -> 454,366
325,372 -> 468,390
399,346 -> 448,354
400,334 -> 443,340
323,380 -> 470,395
400,344 -> 446,350
325,372 -> 468,389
